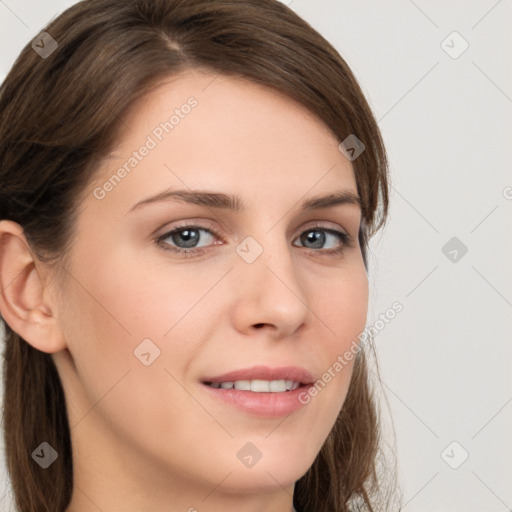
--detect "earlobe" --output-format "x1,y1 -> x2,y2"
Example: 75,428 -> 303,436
0,220 -> 67,354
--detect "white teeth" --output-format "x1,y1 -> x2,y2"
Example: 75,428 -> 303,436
251,379 -> 270,392
207,379 -> 300,392
234,380 -> 251,391
269,380 -> 286,392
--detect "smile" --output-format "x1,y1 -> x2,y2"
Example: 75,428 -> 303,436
203,379 -> 301,392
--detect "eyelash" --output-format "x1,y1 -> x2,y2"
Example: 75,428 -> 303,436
155,223 -> 352,259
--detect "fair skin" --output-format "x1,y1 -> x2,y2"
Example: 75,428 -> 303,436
0,69 -> 368,512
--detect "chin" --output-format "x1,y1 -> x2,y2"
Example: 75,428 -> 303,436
210,442 -> 315,493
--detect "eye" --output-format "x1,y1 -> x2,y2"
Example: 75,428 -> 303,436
293,226 -> 351,255
156,224 -> 218,258
155,223 -> 352,258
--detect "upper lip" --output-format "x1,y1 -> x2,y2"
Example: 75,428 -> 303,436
201,365 -> 315,385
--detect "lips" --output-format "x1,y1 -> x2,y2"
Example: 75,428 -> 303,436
200,365 -> 316,417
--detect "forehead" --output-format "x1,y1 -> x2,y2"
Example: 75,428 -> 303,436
86,68 -> 357,214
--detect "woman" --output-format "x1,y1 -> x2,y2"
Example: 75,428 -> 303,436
0,0 -> 398,510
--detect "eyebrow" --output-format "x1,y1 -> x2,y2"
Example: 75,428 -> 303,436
127,188 -> 361,214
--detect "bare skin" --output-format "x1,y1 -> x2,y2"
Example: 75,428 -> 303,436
0,68 -> 368,512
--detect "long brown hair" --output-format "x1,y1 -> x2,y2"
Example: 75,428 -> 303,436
0,0 -> 398,510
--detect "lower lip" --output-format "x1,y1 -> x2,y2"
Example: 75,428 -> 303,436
200,383 -> 313,418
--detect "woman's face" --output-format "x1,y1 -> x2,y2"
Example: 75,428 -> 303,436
50,69 -> 368,507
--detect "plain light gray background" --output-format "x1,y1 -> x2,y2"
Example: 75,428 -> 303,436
1,1 -> 511,511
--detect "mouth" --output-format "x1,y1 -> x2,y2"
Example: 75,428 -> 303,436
202,379 -> 304,392
199,365 -> 315,418
200,364 -> 315,391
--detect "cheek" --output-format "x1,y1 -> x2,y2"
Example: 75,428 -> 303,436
59,247 -> 216,399
316,262 -> 369,349
64,248 -> 199,343
306,262 -> 368,414
57,255 -> 207,449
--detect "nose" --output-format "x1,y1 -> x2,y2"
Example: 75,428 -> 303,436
230,234 -> 310,339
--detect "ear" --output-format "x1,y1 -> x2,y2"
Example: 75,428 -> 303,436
0,220 -> 67,353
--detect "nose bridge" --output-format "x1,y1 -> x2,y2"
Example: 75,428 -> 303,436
231,228 -> 309,335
